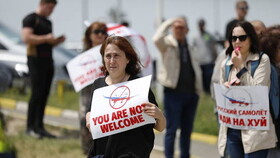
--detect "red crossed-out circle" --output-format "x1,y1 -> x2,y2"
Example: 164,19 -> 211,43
109,85 -> 130,109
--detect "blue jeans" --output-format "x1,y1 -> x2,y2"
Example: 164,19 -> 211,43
164,91 -> 199,158
226,128 -> 269,158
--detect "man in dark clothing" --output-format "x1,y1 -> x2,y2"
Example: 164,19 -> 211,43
224,0 -> 249,48
153,17 -> 202,158
22,0 -> 65,138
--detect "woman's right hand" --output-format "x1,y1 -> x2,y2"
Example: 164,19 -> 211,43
231,48 -> 244,70
86,112 -> 91,132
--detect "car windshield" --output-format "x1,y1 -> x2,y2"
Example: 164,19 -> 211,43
0,23 -> 24,45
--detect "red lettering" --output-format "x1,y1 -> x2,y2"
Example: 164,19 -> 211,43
248,119 -> 254,126
92,114 -> 109,125
100,124 -> 109,133
98,115 -> 145,133
129,105 -> 145,115
111,112 -> 118,121
260,117 -> 267,126
113,121 -> 120,130
112,109 -> 128,121
92,117 -> 98,125
219,114 -> 231,124
239,119 -> 245,126
108,122 -> 114,131
233,118 -> 239,125
137,115 -> 145,122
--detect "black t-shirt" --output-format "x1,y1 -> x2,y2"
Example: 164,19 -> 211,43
87,76 -> 157,158
225,19 -> 240,41
22,13 -> 53,58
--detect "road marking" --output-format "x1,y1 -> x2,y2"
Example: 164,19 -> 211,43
191,132 -> 217,145
0,98 -> 16,110
45,106 -> 62,117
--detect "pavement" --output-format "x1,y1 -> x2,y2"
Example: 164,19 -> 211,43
0,97 -> 220,158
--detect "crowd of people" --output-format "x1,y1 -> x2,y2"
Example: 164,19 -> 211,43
20,0 -> 280,158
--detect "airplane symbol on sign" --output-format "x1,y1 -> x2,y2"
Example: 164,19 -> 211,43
223,95 -> 254,106
103,96 -> 134,104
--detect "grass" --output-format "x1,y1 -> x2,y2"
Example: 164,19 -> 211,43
9,134 -> 83,158
193,93 -> 219,136
4,117 -> 84,158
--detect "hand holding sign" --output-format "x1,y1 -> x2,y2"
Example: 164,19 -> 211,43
89,75 -> 158,139
142,102 -> 166,132
86,112 -> 91,131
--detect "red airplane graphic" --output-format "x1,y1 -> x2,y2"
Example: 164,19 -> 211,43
223,95 -> 252,106
104,96 -> 134,104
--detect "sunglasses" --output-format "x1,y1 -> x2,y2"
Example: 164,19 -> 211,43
238,6 -> 249,10
232,35 -> 248,42
92,29 -> 107,35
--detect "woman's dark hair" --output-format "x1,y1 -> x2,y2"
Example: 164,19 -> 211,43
259,25 -> 280,65
100,36 -> 142,76
226,21 -> 260,56
83,22 -> 107,51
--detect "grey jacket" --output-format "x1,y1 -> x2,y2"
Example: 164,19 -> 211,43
153,18 -> 202,95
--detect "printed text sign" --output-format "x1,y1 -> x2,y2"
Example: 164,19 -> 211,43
90,75 -> 155,139
66,45 -> 104,92
214,84 -> 270,130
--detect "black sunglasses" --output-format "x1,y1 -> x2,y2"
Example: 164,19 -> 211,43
232,35 -> 248,42
238,6 -> 249,10
92,29 -> 107,35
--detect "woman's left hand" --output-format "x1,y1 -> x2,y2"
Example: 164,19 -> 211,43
142,102 -> 166,132
142,102 -> 161,119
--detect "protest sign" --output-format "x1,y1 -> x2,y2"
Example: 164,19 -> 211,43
107,23 -> 153,76
89,75 -> 155,139
66,45 -> 104,92
214,84 -> 270,130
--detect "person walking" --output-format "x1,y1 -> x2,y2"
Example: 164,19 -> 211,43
218,21 -> 277,158
193,18 -> 217,93
22,0 -> 65,138
224,0 -> 249,48
250,20 -> 266,37
259,25 -> 280,158
79,21 -> 108,154
85,36 -> 166,158
153,17 -> 202,158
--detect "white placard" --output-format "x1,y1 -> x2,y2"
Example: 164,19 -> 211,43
214,84 -> 270,130
90,75 -> 155,139
66,45 -> 104,92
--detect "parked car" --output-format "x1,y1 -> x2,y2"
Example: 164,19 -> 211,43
0,47 -> 28,93
0,22 -> 78,90
0,62 -> 17,93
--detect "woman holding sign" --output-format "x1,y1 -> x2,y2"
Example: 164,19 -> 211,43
79,22 -> 108,154
218,21 -> 277,158
85,36 -> 166,158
